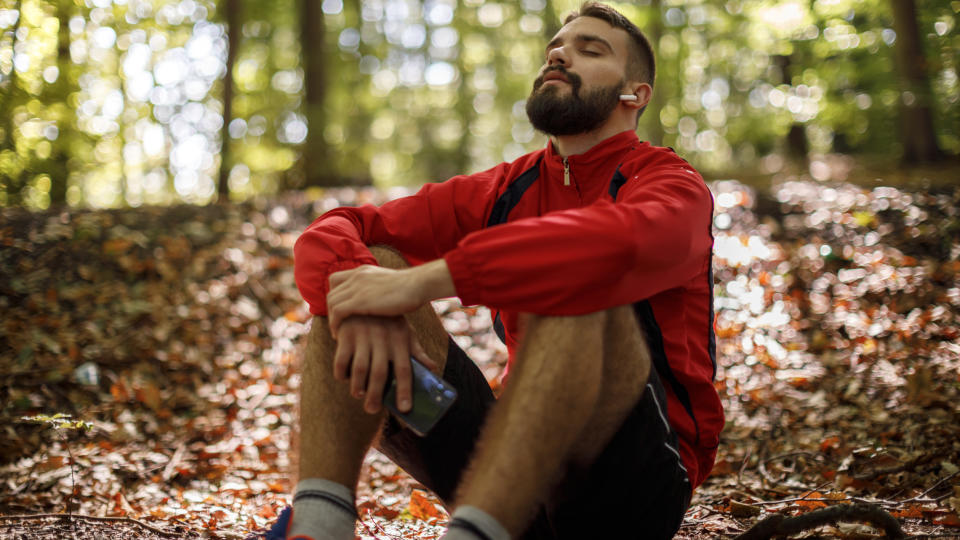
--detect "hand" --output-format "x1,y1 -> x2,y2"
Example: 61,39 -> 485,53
326,259 -> 456,338
327,265 -> 428,338
333,315 -> 438,414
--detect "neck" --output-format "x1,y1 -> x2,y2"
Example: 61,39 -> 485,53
550,116 -> 634,158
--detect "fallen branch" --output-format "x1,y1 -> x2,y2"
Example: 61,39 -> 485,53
733,503 -> 907,540
0,513 -> 181,538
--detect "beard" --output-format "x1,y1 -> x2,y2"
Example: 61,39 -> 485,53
525,67 -> 623,136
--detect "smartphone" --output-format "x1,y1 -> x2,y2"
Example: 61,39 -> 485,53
383,357 -> 458,437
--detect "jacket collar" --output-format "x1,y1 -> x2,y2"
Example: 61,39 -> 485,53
544,130 -> 640,175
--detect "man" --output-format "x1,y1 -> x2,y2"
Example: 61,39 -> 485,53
260,2 -> 723,539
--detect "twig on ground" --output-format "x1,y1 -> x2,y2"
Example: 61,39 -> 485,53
900,471 -> 960,505
0,513 -> 181,538
738,448 -> 752,487
853,451 -> 945,481
746,470 -> 960,512
733,503 -> 907,540
162,442 -> 187,482
762,451 -> 831,467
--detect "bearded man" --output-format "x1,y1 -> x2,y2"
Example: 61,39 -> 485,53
254,2 -> 723,539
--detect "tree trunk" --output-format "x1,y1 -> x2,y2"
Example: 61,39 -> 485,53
890,0 -> 942,164
47,0 -> 72,206
2,0 -> 24,205
300,0 -> 333,186
452,0 -> 475,175
774,54 -> 808,165
217,0 -> 241,203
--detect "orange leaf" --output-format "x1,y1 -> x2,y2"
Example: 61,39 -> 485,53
102,238 -> 133,255
256,505 -> 276,519
933,513 -> 960,527
38,456 -> 64,472
891,504 -> 924,519
819,436 -> 841,453
111,381 -> 131,402
136,383 -> 162,410
796,492 -> 828,510
408,489 -> 443,522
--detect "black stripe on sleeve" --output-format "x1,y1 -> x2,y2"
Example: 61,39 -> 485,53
632,300 -> 700,444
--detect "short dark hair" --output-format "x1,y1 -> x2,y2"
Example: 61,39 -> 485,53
563,2 -> 656,89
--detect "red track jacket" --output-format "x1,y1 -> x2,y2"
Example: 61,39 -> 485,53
294,130 -> 723,488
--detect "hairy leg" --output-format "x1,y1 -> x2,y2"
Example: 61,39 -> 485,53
453,306 -> 650,535
295,246 -> 450,487
569,305 -> 650,466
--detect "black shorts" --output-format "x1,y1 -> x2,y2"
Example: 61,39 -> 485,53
377,338 -> 691,540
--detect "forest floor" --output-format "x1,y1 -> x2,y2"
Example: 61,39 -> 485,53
1,171 -> 959,539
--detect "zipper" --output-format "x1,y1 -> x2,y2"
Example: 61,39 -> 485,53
563,158 -> 570,186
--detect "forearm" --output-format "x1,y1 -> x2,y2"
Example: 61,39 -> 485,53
409,258 -> 457,303
325,257 -> 456,337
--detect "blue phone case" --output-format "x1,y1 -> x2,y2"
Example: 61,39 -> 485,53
383,357 -> 458,436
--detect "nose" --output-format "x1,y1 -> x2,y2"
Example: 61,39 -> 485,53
546,45 -> 569,67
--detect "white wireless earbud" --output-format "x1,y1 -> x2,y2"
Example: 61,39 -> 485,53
619,94 -> 638,101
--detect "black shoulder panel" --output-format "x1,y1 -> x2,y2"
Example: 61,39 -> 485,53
485,158 -> 542,227
607,166 -> 628,200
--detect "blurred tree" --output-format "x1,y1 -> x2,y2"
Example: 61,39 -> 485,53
890,0 -> 943,163
0,0 -> 956,209
773,53 -> 809,165
0,0 -> 25,206
46,0 -> 71,205
217,0 -> 241,202
299,0 -> 334,186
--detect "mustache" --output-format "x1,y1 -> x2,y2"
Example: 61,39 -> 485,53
532,66 -> 582,93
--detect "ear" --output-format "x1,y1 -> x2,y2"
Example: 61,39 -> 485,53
620,82 -> 652,110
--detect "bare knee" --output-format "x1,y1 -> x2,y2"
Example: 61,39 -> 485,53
521,306 -> 649,378
368,245 -> 408,269
521,311 -> 605,340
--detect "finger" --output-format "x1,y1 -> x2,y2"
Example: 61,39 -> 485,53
328,297 -> 354,339
332,330 -> 353,382
328,269 -> 351,290
350,335 -> 371,400
410,336 -> 439,373
388,324 -> 413,413
327,303 -> 342,339
364,328 -> 390,414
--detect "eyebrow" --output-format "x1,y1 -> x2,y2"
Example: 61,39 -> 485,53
545,33 -> 615,55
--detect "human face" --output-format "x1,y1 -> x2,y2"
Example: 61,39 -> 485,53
525,17 -> 633,135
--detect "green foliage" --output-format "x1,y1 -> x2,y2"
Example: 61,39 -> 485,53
0,0 -> 956,208
20,413 -> 93,432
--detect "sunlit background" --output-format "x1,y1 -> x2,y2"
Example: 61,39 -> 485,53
0,0 -> 956,209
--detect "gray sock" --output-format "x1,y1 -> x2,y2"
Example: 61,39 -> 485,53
442,505 -> 511,540
287,478 -> 356,540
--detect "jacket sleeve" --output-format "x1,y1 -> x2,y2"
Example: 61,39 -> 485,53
444,161 -> 714,314
293,166 -> 504,315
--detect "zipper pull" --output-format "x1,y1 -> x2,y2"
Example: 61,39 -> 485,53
563,158 -> 570,186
